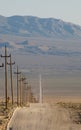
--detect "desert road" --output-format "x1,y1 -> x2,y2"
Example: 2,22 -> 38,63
7,103 -> 81,130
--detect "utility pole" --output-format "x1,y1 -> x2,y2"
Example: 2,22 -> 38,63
7,54 -> 15,105
39,74 -> 43,103
21,77 -> 26,106
24,82 -> 28,105
14,66 -> 21,106
1,45 -> 10,109
27,84 -> 31,103
18,74 -> 23,106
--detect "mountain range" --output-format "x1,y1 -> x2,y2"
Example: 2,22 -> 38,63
0,15 -> 81,39
0,15 -> 81,56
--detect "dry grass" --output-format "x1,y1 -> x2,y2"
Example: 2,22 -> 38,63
44,96 -> 81,125
57,102 -> 81,124
0,101 -> 17,130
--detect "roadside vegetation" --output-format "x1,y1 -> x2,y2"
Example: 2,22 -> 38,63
58,102 -> 81,124
0,101 -> 16,130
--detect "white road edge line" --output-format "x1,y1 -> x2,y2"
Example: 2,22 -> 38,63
7,107 -> 20,130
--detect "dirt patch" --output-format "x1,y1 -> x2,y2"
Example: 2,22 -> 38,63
58,102 -> 81,124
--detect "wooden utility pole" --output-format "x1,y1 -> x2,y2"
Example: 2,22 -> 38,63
27,84 -> 31,103
1,45 -> 10,109
14,66 -> 21,106
24,82 -> 28,105
7,54 -> 15,105
39,74 -> 43,103
18,76 -> 26,106
19,74 -> 22,106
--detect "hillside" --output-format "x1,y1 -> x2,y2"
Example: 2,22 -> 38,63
0,15 -> 81,57
0,15 -> 81,39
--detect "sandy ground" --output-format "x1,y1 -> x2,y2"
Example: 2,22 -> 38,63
7,103 -> 81,130
44,96 -> 81,103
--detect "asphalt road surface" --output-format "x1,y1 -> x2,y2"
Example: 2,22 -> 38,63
7,103 -> 81,130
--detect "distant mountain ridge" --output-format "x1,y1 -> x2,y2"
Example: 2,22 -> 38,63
0,15 -> 81,39
0,15 -> 81,57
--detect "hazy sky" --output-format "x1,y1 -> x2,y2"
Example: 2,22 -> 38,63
0,0 -> 81,25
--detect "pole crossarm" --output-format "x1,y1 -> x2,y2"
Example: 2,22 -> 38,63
1,55 -> 10,58
24,82 -> 28,84
0,63 -> 4,67
14,71 -> 21,75
20,77 -> 26,81
7,62 -> 15,65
